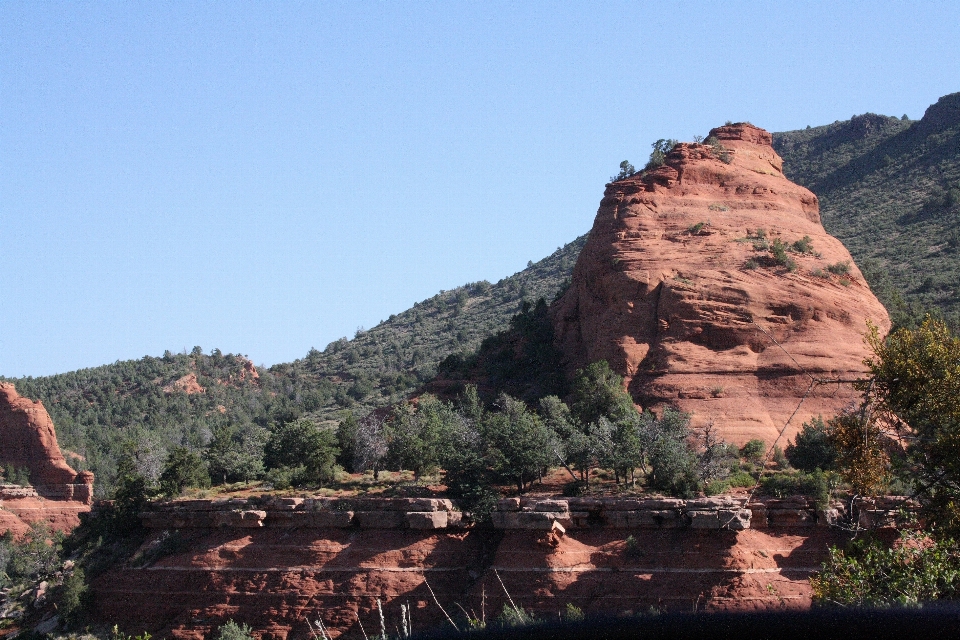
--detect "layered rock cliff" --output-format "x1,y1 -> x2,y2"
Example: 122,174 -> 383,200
553,124 -> 891,444
88,494 -> 902,638
0,382 -> 94,534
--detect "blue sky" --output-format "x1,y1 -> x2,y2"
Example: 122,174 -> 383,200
2,1 -> 958,377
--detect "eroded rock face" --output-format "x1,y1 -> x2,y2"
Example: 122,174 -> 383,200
92,495 -> 854,638
0,382 -> 94,517
553,124 -> 891,444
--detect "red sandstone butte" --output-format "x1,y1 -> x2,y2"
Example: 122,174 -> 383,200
0,382 -> 94,534
553,123 -> 891,445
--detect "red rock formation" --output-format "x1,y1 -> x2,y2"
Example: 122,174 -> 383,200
163,373 -> 206,395
0,382 -> 94,534
90,495 -> 856,638
553,123 -> 891,445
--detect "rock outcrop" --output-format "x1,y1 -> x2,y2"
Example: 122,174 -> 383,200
86,493 -> 906,638
553,123 -> 891,444
0,382 -> 94,534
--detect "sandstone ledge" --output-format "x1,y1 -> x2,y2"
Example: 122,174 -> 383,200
138,495 -> 914,532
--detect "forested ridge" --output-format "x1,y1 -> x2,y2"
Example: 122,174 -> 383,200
1,235 -> 584,495
773,91 -> 960,328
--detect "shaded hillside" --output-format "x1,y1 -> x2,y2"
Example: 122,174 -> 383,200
272,234 -> 584,422
773,92 -> 960,327
1,236 -> 584,494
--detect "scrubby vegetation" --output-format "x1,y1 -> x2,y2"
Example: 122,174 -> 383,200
774,95 -> 960,330
1,237 -> 585,497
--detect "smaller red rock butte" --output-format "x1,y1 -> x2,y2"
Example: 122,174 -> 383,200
0,382 -> 94,535
553,123 -> 891,445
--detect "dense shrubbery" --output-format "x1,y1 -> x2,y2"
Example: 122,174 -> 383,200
813,532 -> 960,607
785,417 -> 837,473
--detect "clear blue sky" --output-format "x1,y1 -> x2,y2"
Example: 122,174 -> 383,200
2,1 -> 958,377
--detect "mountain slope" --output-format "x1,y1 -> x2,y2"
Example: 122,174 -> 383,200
1,236 -> 585,493
773,92 -> 960,326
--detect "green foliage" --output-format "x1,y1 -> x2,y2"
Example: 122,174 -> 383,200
571,361 -> 635,426
264,418 -> 339,486
1,235 -> 585,498
774,98 -> 960,329
482,394 -> 555,493
158,446 -> 210,497
770,238 -> 798,271
785,417 -> 838,472
0,534 -> 10,588
827,261 -> 851,275
728,470 -> 757,488
812,532 -> 960,607
496,604 -> 536,628
57,565 -> 89,625
643,408 -> 699,497
215,620 -> 255,640
1,464 -> 31,486
704,136 -> 731,163
335,412 -> 360,472
645,139 -> 679,170
687,221 -> 708,235
739,439 -> 766,464
759,470 -> 831,508
563,603 -> 585,621
610,160 -> 636,182
6,522 -> 62,583
865,317 -> 960,535
386,394 -> 458,481
205,423 -> 267,484
792,235 -> 815,254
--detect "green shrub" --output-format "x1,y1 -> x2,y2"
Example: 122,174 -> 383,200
496,604 -> 536,628
744,258 -> 759,270
759,470 -> 830,507
705,136 -> 732,163
704,479 -> 730,495
158,446 -> 210,497
645,139 -> 679,170
215,620 -> 255,640
563,603 -> 585,621
610,160 -> 637,182
57,565 -> 89,626
770,238 -> 798,271
7,522 -> 62,583
264,418 -> 339,486
827,261 -> 851,275
785,416 -> 837,472
739,439 -> 766,463
791,235 -> 815,254
624,534 -> 642,559
687,221 -> 708,235
772,445 -> 789,469
728,471 -> 756,488
812,532 -> 960,606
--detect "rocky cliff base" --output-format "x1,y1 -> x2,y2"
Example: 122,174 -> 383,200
88,495 -> 910,639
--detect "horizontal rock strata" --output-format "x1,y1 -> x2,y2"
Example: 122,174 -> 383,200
87,495 -> 912,638
0,383 -> 95,535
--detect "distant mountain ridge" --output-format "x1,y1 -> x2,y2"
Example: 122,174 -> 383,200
773,91 -> 960,326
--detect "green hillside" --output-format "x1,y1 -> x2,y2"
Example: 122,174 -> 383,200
773,92 -> 960,328
8,90 -> 960,497
2,235 -> 585,494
